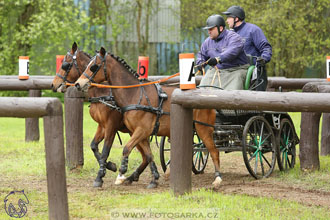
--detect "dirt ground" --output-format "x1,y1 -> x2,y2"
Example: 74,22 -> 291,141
2,152 -> 330,209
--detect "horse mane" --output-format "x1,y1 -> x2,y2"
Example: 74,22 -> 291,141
109,53 -> 141,79
82,51 -> 92,59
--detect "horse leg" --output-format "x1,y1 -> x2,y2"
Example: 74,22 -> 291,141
134,138 -> 160,188
91,125 -> 104,164
115,127 -> 148,185
195,109 -> 222,188
124,144 -> 148,184
93,127 -> 117,188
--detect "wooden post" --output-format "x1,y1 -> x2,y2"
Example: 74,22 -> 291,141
299,83 -> 323,171
25,90 -> 41,142
300,112 -> 321,171
170,103 -> 193,195
64,86 -> 84,169
318,85 -> 330,156
43,99 -> 69,220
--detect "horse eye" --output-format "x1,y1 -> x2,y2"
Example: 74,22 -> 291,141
90,64 -> 99,73
61,62 -> 70,71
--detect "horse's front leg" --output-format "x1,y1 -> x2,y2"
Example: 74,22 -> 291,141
94,129 -> 117,187
115,127 -> 149,185
124,144 -> 148,184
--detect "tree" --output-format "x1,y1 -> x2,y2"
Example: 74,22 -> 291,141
0,0 -> 96,75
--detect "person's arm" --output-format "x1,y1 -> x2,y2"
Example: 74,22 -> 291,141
196,42 -> 209,65
252,27 -> 272,63
218,33 -> 244,63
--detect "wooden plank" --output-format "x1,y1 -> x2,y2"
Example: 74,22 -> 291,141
0,78 -> 53,90
171,89 -> 330,113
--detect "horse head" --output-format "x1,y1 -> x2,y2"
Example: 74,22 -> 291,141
75,47 -> 109,91
51,42 -> 91,92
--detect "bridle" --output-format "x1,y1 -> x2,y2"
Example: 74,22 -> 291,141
82,53 -> 108,83
56,50 -> 81,83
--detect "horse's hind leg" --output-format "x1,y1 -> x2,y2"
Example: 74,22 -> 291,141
195,109 -> 222,188
124,144 -> 148,184
94,128 -> 117,187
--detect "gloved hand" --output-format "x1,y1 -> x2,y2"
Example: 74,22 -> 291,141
196,65 -> 203,72
207,57 -> 221,66
256,57 -> 266,66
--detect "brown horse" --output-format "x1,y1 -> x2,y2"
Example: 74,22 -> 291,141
75,47 -> 222,188
52,42 -> 149,188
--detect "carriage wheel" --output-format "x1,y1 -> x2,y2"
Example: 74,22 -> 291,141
159,133 -> 209,174
159,136 -> 171,173
192,131 -> 209,174
277,118 -> 296,171
242,116 -> 276,179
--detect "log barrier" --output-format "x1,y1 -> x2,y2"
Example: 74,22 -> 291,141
170,89 -> 330,195
0,97 -> 69,220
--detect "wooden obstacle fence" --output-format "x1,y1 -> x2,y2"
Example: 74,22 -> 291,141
0,75 -> 327,171
0,97 -> 69,220
170,89 -> 330,195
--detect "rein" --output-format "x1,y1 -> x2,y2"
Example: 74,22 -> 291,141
88,72 -> 180,89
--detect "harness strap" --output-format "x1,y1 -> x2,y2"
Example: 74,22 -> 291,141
193,120 -> 215,128
121,104 -> 169,115
88,95 -> 115,103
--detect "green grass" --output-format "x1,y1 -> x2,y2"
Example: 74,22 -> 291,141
1,105 -> 330,219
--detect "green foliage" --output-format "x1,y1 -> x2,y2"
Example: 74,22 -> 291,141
0,0 -> 98,76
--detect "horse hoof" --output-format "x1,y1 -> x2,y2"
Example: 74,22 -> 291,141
106,162 -> 117,172
212,176 -> 222,188
93,181 -> 103,188
114,174 -> 126,185
147,182 -> 158,189
124,179 -> 133,185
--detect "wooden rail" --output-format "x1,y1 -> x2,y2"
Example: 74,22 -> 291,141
0,97 -> 69,220
170,89 -> 330,195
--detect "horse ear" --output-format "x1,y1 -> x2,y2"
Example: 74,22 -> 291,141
72,42 -> 78,53
100,47 -> 106,57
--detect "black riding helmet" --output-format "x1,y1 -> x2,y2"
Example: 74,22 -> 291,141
203,14 -> 226,36
223,5 -> 245,21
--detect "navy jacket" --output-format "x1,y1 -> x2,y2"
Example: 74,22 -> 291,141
196,29 -> 248,69
234,22 -> 272,63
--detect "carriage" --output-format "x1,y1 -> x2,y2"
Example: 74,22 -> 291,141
160,109 -> 299,179
159,60 -> 300,179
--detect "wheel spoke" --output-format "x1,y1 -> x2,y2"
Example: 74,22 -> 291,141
258,122 -> 264,147
248,149 -> 259,163
254,151 -> 259,174
261,153 -> 272,168
260,151 -> 265,176
260,132 -> 272,145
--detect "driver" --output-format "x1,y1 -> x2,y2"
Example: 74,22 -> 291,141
196,14 -> 249,90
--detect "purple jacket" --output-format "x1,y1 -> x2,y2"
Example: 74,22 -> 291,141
196,29 -> 248,69
234,22 -> 272,63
